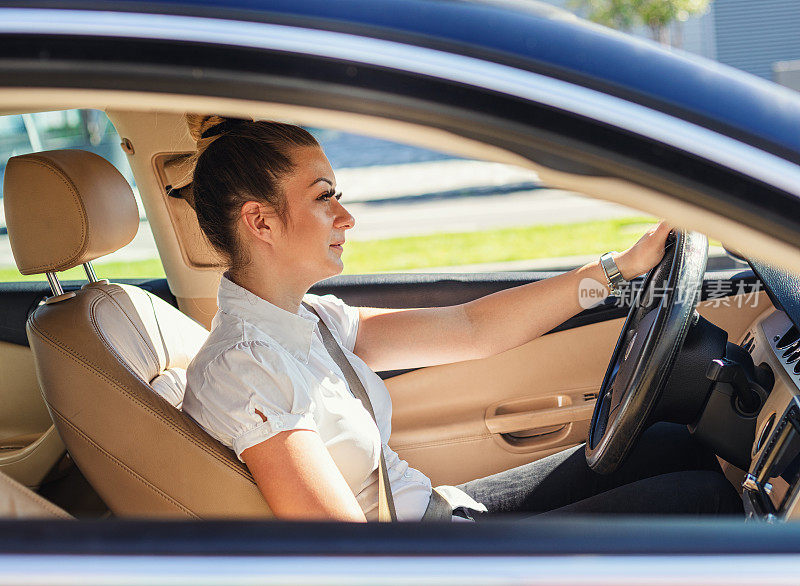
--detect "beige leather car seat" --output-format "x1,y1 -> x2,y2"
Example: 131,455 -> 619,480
3,150 -> 271,518
0,470 -> 71,520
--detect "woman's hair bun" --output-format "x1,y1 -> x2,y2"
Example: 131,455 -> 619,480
185,113 -> 228,143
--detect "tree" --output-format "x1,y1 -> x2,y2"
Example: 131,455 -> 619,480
569,0 -> 712,45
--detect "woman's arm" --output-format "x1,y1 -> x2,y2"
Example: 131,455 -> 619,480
242,429 -> 367,522
354,222 -> 672,372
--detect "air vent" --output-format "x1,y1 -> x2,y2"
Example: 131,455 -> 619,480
741,331 -> 755,354
776,325 -> 799,349
584,392 -> 599,402
774,324 -> 800,375
783,342 -> 800,358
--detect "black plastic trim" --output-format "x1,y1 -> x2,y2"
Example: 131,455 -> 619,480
0,278 -> 176,346
313,269 -> 762,328
749,260 -> 800,333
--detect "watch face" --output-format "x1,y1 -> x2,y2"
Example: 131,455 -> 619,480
607,259 -> 620,279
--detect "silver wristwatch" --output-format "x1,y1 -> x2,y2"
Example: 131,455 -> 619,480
599,252 -> 625,296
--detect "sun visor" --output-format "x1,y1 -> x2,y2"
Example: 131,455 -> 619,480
161,153 -> 195,191
153,152 -> 224,270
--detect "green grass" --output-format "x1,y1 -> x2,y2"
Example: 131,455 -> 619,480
0,259 -> 166,283
0,216 -> 664,281
342,216 -> 658,273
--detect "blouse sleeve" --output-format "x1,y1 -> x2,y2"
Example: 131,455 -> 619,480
303,293 -> 360,351
194,341 -> 318,461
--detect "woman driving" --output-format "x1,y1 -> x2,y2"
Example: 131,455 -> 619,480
182,115 -> 742,521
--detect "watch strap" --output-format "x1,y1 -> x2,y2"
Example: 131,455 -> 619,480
600,252 -> 624,296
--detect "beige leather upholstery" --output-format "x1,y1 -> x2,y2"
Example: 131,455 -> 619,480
27,284 -> 271,518
3,150 -> 139,274
0,470 -> 71,520
5,149 -> 271,518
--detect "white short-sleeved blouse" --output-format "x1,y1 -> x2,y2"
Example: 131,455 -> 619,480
182,275 -> 433,521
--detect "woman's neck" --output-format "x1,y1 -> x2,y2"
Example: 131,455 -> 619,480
228,265 -> 309,315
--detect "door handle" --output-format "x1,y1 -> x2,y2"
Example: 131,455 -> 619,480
485,402 -> 595,435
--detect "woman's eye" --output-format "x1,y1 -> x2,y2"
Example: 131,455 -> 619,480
318,190 -> 342,201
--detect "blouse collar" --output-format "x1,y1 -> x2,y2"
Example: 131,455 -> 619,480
217,274 -> 319,363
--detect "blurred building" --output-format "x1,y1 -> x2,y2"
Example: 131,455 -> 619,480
774,60 -> 800,91
543,0 -> 800,89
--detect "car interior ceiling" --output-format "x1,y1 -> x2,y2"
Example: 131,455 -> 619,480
0,98 -> 796,522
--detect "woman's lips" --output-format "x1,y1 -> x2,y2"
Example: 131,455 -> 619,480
330,243 -> 344,252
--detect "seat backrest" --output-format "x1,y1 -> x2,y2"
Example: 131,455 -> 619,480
4,150 -> 271,518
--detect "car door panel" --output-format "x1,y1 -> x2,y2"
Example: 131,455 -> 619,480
0,283 -> 65,486
0,340 -> 53,442
385,315 -> 617,485
0,340 -> 64,487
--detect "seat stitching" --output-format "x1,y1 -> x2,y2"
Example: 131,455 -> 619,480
98,286 -> 161,370
50,409 -> 199,518
13,157 -> 88,271
31,315 -> 253,481
27,315 -> 255,482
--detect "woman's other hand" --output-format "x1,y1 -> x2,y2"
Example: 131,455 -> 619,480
615,220 -> 673,281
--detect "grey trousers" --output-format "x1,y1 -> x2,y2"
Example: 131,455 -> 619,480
456,423 -> 743,518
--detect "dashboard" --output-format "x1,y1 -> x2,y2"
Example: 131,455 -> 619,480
740,310 -> 800,520
736,261 -> 800,520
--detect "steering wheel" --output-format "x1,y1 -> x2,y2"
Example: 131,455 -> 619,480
585,230 -> 708,474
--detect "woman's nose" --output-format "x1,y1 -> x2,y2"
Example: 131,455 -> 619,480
334,200 -> 355,230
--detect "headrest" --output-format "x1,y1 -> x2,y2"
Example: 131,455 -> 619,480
3,150 -> 139,275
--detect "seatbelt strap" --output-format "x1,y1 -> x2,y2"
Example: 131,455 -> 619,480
303,303 -> 398,523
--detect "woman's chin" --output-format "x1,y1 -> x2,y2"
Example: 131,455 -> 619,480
320,257 -> 345,279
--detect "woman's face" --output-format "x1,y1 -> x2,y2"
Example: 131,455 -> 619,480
272,145 -> 355,283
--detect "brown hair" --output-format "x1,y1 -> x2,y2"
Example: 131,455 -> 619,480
185,114 -> 319,271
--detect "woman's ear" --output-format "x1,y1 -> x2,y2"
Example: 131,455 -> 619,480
240,201 -> 278,245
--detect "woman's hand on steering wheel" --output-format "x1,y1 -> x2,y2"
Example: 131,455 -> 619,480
615,221 -> 674,281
